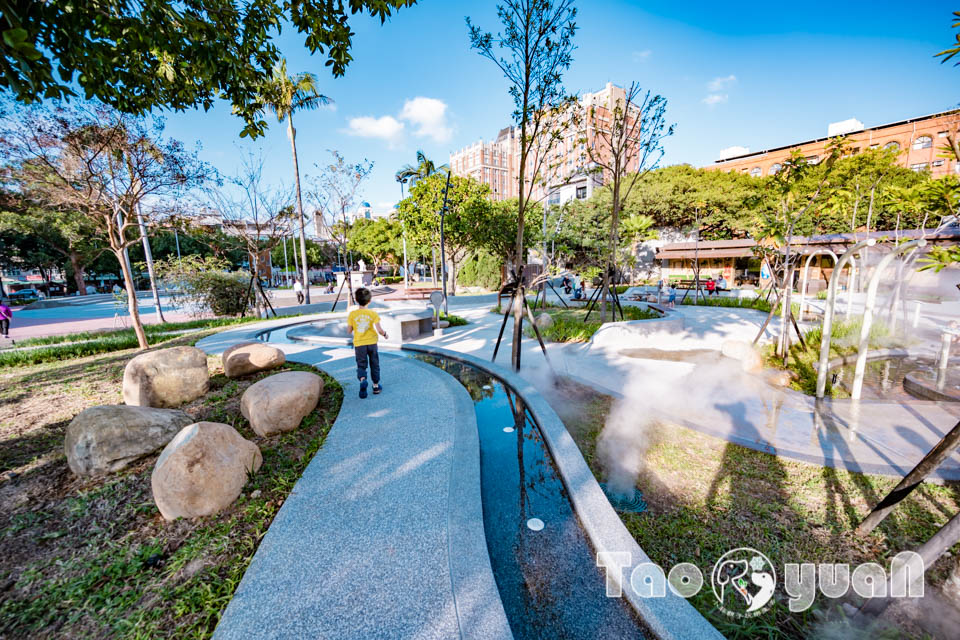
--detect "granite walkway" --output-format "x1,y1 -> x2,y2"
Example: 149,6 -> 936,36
195,329 -> 509,640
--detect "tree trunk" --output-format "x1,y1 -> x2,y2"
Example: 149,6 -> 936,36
70,252 -> 87,295
115,247 -> 149,349
288,115 -> 311,304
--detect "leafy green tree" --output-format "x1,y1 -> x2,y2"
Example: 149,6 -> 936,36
348,217 -> 402,273
261,59 -> 331,302
622,165 -> 764,239
0,190 -> 102,294
1,1 -> 414,137
396,173 -> 493,292
395,150 -> 450,187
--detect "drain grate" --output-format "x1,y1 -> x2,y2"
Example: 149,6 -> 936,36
599,484 -> 647,514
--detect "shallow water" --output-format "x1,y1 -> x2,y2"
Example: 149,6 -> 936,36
414,355 -> 643,639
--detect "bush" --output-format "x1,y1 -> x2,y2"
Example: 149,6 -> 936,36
155,255 -> 253,317
459,251 -> 502,291
380,276 -> 404,284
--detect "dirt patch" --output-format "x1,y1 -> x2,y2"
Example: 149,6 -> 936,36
0,334 -> 343,639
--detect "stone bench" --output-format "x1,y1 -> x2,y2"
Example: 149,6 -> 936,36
380,309 -> 434,342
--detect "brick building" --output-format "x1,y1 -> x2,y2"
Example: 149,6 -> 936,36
706,110 -> 960,178
450,83 -> 643,205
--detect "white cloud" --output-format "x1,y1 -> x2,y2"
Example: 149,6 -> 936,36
717,145 -> 750,160
707,74 -> 737,91
631,49 -> 652,62
399,97 -> 453,143
702,94 -> 728,106
343,115 -> 405,143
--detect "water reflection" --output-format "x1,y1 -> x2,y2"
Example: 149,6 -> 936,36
414,355 -> 643,639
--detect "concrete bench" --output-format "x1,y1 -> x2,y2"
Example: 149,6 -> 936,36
380,309 -> 434,342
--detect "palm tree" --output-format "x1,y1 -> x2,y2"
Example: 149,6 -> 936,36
395,150 -> 450,187
262,59 -> 331,304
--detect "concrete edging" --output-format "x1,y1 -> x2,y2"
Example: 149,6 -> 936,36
400,343 -> 723,640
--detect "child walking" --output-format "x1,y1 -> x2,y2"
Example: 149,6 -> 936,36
346,288 -> 388,398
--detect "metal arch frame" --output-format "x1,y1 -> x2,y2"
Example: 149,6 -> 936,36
815,239 -> 877,399
797,248 -> 838,322
849,239 -> 927,400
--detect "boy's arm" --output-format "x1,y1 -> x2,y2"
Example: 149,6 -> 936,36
375,322 -> 388,339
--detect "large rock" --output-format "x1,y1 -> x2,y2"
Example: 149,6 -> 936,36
535,312 -> 554,330
240,371 -> 323,437
123,346 -> 209,408
222,341 -> 286,378
721,339 -> 763,373
64,405 -> 193,476
151,421 -> 262,520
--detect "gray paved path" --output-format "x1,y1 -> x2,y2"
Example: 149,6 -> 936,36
198,330 -> 508,640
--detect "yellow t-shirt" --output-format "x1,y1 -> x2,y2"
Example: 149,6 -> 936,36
347,308 -> 380,346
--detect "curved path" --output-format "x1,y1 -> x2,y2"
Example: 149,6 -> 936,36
198,319 -> 510,640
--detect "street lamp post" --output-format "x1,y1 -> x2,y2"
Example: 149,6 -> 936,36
396,175 -> 409,290
439,171 -> 452,315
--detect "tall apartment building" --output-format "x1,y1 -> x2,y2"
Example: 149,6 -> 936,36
450,83 -> 641,205
706,110 -> 960,177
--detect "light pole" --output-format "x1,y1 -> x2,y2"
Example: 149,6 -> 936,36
439,171 -> 452,315
396,175 -> 409,289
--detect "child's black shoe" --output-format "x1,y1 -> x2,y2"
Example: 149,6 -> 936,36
373,384 -> 382,395
359,379 -> 368,399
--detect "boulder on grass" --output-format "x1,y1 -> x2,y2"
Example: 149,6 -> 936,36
535,313 -> 554,330
721,339 -> 763,373
222,341 -> 286,378
123,346 -> 209,408
240,371 -> 323,437
65,405 -> 193,476
151,421 -> 262,520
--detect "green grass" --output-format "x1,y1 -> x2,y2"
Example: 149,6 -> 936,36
764,319 -> 892,397
439,312 -> 468,327
680,294 -> 774,313
0,316 -> 297,369
528,303 -> 661,343
0,348 -> 343,639
553,380 -> 960,640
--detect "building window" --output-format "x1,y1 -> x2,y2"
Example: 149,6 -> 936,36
939,131 -> 950,138
576,186 -> 587,199
884,141 -> 900,151
548,191 -> 561,204
933,159 -> 945,167
769,163 -> 781,175
913,135 -> 932,150
804,155 -> 819,165
910,162 -> 929,172
749,167 -> 762,177
868,143 -> 879,149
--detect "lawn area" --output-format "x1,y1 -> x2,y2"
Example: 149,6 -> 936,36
0,316 -> 300,369
549,378 -> 960,640
0,331 -> 342,638
527,303 -> 661,343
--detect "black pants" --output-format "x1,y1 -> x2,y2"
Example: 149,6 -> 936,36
355,344 -> 380,384
0,318 -> 8,336
296,291 -> 304,304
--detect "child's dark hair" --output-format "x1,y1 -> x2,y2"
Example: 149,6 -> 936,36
355,287 -> 372,306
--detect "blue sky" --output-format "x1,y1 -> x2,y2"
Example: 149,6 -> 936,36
162,1 -> 960,223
